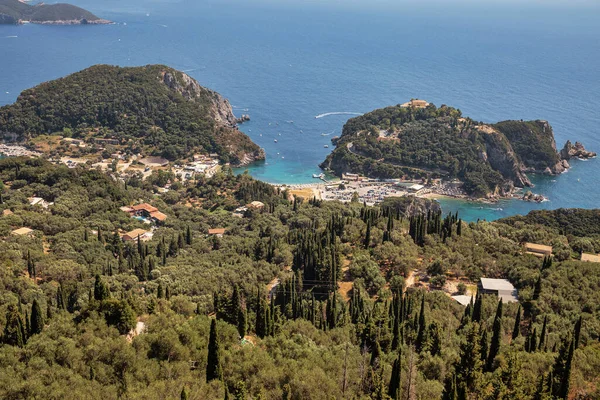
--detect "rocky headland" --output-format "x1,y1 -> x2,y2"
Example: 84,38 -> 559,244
0,65 -> 264,167
0,0 -> 111,25
321,102 -> 594,200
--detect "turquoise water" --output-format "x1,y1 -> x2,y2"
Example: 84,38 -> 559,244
1,0 -> 599,221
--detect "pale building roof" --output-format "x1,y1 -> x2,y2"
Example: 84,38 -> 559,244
124,228 -> 149,238
11,227 -> 34,236
524,243 -> 552,253
208,228 -> 227,235
480,278 -> 515,292
581,253 -> 600,263
451,295 -> 473,306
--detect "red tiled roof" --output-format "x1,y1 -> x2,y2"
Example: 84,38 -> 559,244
131,203 -> 158,213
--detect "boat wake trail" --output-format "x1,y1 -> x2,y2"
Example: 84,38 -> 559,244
315,112 -> 362,119
4,36 -> 18,39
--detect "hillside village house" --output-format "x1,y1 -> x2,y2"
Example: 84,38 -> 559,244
122,228 -> 153,242
208,228 -> 227,237
524,242 -> 552,258
121,203 -> 167,224
479,278 -> 518,303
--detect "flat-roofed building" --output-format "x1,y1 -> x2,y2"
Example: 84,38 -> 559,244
524,242 -> 552,258
479,278 -> 518,303
581,253 -> 600,263
11,227 -> 34,236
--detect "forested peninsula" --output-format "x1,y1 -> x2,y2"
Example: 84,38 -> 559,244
0,157 -> 598,399
321,101 -> 595,198
0,65 -> 265,166
0,0 -> 109,25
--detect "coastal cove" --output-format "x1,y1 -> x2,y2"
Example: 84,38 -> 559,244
1,0 -> 599,222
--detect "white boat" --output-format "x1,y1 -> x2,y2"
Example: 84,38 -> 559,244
324,145 -> 329,148
274,139 -> 278,143
313,173 -> 324,179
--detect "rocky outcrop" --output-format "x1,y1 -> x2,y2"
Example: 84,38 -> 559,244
560,140 -> 596,160
161,71 -> 238,128
477,124 -> 531,189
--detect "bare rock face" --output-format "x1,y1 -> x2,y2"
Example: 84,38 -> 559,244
478,125 -> 531,189
560,140 -> 597,160
161,71 -> 238,128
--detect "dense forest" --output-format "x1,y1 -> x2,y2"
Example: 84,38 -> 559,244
0,158 -> 598,399
321,103 -> 565,197
0,0 -> 103,24
0,65 -> 263,164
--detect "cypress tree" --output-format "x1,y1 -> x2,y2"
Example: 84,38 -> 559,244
472,293 -> 482,323
238,309 -> 247,339
530,328 -> 538,353
573,316 -> 582,349
206,319 -> 223,382
415,295 -> 427,353
552,338 -> 574,399
30,299 -> 44,335
180,387 -> 188,400
486,299 -> 503,371
364,220 -> 371,249
538,315 -> 548,351
512,304 -> 521,340
456,218 -> 462,236
429,322 -> 442,357
388,349 -> 402,399
533,275 -> 542,301
186,225 -> 192,245
93,275 -> 110,301
479,329 -> 488,363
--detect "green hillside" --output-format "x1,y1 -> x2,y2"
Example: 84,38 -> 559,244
0,64 -> 264,164
0,157 -> 598,399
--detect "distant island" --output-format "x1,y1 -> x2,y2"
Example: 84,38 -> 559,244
320,99 -> 595,199
0,64 -> 265,166
0,0 -> 110,25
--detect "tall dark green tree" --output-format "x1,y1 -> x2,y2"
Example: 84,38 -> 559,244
573,316 -> 582,349
512,304 -> 521,340
30,299 -> 44,335
415,295 -> 427,353
94,274 -> 110,301
388,349 -> 402,399
486,299 -> 503,371
206,319 -> 223,382
538,315 -> 548,351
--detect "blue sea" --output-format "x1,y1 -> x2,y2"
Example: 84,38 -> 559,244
1,0 -> 599,221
